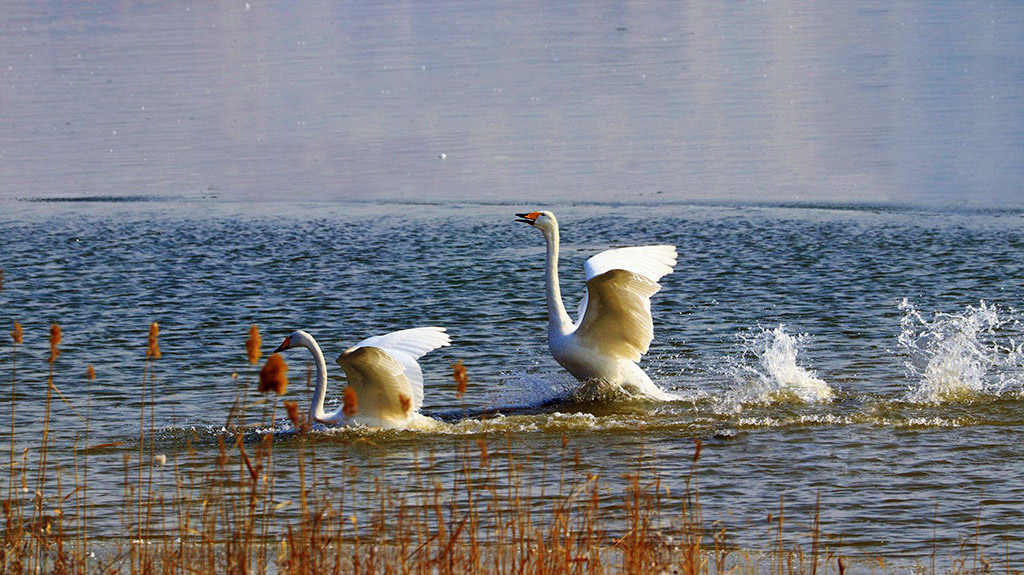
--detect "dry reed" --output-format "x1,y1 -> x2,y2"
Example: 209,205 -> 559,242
258,354 -> 288,396
342,386 -> 358,417
1,323 -> 1018,575
452,360 -> 468,399
246,325 -> 262,366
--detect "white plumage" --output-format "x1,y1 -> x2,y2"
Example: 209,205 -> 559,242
273,327 -> 450,429
516,211 -> 676,400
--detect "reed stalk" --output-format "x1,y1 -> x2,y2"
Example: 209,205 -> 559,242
3,323 -> 1016,575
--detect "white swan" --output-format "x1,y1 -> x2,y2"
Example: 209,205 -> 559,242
273,327 -> 451,429
516,211 -> 676,400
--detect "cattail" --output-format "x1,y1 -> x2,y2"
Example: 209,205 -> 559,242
692,438 -> 702,463
86,365 -> 96,380
476,438 -> 489,466
245,325 -> 262,365
258,353 -> 288,395
283,400 -> 309,433
342,386 -> 358,417
398,393 -> 412,416
147,322 -> 161,359
10,322 -> 22,345
452,360 -> 468,399
49,323 -> 61,364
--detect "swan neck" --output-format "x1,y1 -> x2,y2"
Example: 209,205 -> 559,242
305,338 -> 330,422
543,224 -> 572,332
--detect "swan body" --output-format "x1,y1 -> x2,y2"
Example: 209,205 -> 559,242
516,210 -> 676,400
273,327 -> 451,429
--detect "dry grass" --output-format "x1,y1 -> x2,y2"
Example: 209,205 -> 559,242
1,322 -> 1018,575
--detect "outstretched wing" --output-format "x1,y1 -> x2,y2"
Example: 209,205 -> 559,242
342,327 -> 450,413
572,269 -> 662,362
584,245 -> 676,283
353,327 -> 451,360
574,245 -> 676,325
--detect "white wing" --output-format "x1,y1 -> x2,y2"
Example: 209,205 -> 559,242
574,245 -> 676,328
584,245 -> 676,283
335,346 -> 414,424
342,327 -> 450,413
572,269 -> 662,362
353,327 -> 451,360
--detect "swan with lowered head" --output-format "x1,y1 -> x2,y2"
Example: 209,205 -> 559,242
516,210 -> 676,400
273,327 -> 451,429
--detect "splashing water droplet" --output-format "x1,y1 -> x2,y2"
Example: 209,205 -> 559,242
722,325 -> 834,411
898,299 -> 1023,404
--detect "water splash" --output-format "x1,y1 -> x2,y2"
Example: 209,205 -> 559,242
722,325 -> 834,411
898,299 -> 1023,404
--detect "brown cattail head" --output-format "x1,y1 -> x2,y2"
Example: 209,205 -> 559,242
283,400 -> 309,433
147,322 -> 161,359
11,322 -> 23,345
398,393 -> 412,416
86,365 -> 96,381
245,325 -> 262,366
452,360 -> 468,399
693,438 -> 702,463
49,323 -> 62,364
342,386 -> 358,417
258,353 -> 289,395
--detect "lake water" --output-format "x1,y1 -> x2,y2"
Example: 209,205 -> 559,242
2,0 -> 1024,568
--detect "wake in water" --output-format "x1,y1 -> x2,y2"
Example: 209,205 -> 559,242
897,299 -> 1024,404
720,325 -> 834,412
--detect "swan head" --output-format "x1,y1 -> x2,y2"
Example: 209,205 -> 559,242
273,330 -> 315,353
516,210 -> 557,234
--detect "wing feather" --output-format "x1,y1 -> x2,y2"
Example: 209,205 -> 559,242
335,346 -> 414,423
584,245 -> 676,283
573,269 -> 661,361
353,327 -> 451,360
574,245 -> 676,327
338,327 -> 450,416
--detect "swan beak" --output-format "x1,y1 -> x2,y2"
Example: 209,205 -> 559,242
516,212 -> 539,225
273,336 -> 292,353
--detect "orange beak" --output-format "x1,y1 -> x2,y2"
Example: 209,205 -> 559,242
516,211 -> 540,225
273,336 -> 292,353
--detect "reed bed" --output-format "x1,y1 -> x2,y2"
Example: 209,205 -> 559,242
0,321 -> 1016,575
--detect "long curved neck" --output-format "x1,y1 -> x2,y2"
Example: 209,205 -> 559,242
543,224 -> 573,334
303,337 -> 330,422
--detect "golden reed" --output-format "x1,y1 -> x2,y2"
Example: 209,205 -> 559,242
147,322 -> 161,359
246,325 -> 262,366
452,359 -> 468,399
258,354 -> 288,395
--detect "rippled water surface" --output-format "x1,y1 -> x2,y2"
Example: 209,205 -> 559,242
3,0 -> 1024,568
2,201 -> 1023,563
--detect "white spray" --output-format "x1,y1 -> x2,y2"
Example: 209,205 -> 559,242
898,299 -> 1023,403
723,324 -> 834,410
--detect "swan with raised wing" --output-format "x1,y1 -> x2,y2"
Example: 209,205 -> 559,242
273,327 -> 451,429
516,210 -> 676,400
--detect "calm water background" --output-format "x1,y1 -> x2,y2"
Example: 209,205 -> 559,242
2,0 -> 1024,567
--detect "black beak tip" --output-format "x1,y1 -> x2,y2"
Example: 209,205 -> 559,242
273,344 -> 286,353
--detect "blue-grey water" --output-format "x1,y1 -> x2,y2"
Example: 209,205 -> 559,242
2,0 -> 1024,569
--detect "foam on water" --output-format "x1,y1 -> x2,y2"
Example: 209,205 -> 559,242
898,299 -> 1024,404
721,325 -> 835,412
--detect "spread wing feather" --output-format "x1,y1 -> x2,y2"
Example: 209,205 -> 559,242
583,245 -> 676,283
339,327 -> 450,414
573,269 -> 661,362
335,346 -> 413,422
354,327 -> 451,360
